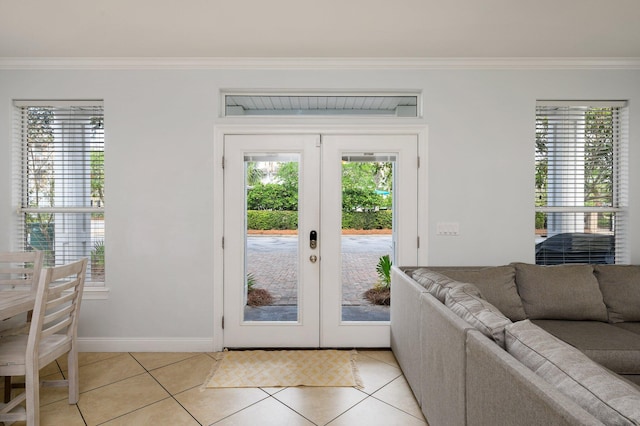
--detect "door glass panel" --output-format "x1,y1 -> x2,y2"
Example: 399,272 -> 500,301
341,154 -> 395,321
243,153 -> 300,322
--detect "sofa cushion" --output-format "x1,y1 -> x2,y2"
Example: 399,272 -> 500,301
513,263 -> 608,321
622,374 -> 640,388
533,320 -> 640,375
614,322 -> 640,336
594,265 -> 640,323
506,320 -> 640,425
428,266 -> 527,321
411,268 -> 482,303
445,286 -> 512,348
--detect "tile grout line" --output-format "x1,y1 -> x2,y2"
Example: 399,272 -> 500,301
369,393 -> 426,422
209,393 -> 275,425
93,395 -> 177,426
261,353 -> 405,425
268,390 -> 325,426
60,353 -> 148,425
323,395 -> 373,426
69,352 -> 202,425
40,354 -> 149,424
368,375 -> 427,423
126,352 -> 205,425
82,352 -> 173,425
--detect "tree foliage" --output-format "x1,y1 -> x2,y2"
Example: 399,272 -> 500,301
27,108 -> 55,209
535,117 -> 548,207
535,107 -> 615,213
584,108 -> 614,207
341,162 -> 392,212
275,162 -> 299,191
91,151 -> 105,205
245,162 -> 265,186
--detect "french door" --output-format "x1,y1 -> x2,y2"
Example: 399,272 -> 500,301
223,133 -> 418,348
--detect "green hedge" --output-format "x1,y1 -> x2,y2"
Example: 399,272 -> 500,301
247,210 -> 392,230
247,211 -> 298,230
342,210 -> 392,230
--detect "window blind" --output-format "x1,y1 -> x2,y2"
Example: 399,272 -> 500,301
535,101 -> 627,265
14,100 -> 105,283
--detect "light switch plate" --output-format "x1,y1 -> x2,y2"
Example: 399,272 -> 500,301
436,222 -> 460,236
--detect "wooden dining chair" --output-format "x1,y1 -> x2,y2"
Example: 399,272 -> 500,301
0,258 -> 87,426
0,251 -> 45,402
0,250 -> 44,292
0,250 -> 44,334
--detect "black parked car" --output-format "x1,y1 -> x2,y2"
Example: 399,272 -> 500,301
535,233 -> 615,265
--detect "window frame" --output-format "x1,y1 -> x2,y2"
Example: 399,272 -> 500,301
221,90 -> 421,118
14,100 -> 106,287
534,100 -> 628,265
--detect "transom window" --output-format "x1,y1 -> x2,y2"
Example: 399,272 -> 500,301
14,100 -> 105,284
223,92 -> 420,117
535,101 -> 628,265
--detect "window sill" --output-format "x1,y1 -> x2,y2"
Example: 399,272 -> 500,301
83,286 -> 110,300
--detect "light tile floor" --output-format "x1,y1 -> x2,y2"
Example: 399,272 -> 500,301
4,350 -> 427,426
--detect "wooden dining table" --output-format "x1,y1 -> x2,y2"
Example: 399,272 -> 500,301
0,291 -> 36,321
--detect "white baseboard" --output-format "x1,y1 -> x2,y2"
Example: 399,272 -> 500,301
78,337 -> 217,352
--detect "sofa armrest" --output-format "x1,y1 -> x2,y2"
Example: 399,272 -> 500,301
465,330 -> 603,426
420,291 -> 474,426
390,266 -> 428,404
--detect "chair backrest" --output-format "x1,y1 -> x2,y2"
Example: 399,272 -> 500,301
0,251 -> 44,292
28,258 -> 88,352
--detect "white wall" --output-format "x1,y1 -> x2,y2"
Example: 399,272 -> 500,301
1,66 -> 639,350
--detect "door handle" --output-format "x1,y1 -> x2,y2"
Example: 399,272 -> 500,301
310,230 -> 317,249
309,255 -> 318,263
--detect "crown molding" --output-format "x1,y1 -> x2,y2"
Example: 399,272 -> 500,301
1,57 -> 640,70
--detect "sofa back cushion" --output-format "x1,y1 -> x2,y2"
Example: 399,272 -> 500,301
513,263 -> 608,321
594,265 -> 640,323
506,320 -> 640,425
411,268 -> 482,303
445,286 -> 512,348
428,266 -> 527,321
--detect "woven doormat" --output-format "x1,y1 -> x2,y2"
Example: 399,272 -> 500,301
204,349 -> 363,389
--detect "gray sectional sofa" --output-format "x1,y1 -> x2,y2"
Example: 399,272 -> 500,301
390,263 -> 640,426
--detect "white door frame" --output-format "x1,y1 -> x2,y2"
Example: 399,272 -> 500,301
212,124 -> 428,351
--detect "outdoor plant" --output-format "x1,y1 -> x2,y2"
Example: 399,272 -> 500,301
91,240 -> 105,279
246,272 -> 257,291
376,254 -> 392,289
246,272 -> 273,306
365,254 -> 392,306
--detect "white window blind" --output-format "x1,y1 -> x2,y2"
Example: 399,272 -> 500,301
535,101 -> 628,265
14,100 -> 105,284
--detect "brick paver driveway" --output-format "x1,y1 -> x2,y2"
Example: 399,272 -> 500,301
246,235 -> 392,306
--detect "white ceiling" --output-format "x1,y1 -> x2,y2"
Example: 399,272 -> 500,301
1,0 -> 640,59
